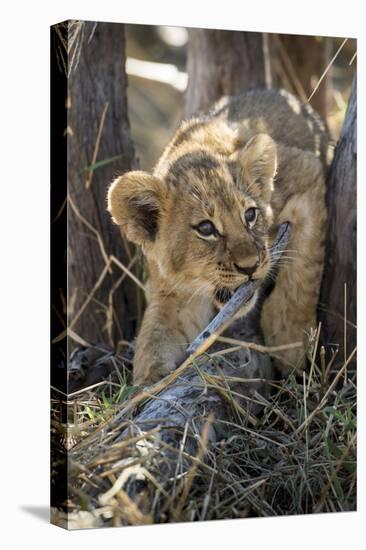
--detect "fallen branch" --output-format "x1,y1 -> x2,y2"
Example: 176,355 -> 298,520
99,224 -> 293,501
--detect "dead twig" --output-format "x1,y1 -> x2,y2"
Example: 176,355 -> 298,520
68,195 -> 111,271
216,336 -> 303,355
85,102 -> 109,190
308,38 -> 348,103
295,346 -> 356,436
110,255 -> 146,293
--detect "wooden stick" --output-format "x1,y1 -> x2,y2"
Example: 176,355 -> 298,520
105,224 -> 292,425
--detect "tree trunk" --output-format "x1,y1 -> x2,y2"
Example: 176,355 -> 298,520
319,75 -> 356,363
268,34 -> 330,121
67,21 -> 138,348
185,29 -> 265,118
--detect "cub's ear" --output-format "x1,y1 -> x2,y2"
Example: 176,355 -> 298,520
238,134 -> 277,201
107,171 -> 166,246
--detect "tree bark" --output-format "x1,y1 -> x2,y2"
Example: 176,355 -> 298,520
185,29 -> 265,118
319,75 -> 356,362
67,21 -> 138,348
269,34 -> 331,121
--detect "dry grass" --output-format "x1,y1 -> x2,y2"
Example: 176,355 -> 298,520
51,333 -> 356,529
50,28 -> 356,529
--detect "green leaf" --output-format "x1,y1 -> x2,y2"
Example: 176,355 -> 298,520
85,405 -> 95,420
119,385 -> 139,403
101,392 -> 110,410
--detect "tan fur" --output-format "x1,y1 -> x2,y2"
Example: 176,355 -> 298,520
108,89 -> 328,385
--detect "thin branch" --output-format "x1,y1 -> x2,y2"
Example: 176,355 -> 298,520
69,260 -> 111,331
110,255 -> 146,293
308,38 -> 348,103
216,336 -> 303,355
68,195 -> 111,271
306,322 -> 322,396
349,51 -> 357,66
85,102 -> 109,190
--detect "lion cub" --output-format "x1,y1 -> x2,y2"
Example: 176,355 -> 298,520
108,89 -> 328,385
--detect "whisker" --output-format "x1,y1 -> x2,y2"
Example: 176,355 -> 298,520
187,280 -> 214,304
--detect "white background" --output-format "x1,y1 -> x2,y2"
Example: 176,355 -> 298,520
0,1 -> 363,548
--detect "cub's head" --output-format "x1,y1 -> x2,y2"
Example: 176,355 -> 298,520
108,133 -> 277,304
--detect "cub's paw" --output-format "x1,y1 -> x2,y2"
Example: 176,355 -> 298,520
133,360 -> 173,387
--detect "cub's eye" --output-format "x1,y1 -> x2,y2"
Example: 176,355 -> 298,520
195,220 -> 217,237
244,207 -> 258,227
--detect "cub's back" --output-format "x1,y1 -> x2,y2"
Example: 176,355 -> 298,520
211,89 -> 329,166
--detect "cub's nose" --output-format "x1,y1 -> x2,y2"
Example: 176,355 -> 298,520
234,259 -> 259,278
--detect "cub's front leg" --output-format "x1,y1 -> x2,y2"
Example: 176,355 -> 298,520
133,293 -> 213,386
261,182 -> 327,374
